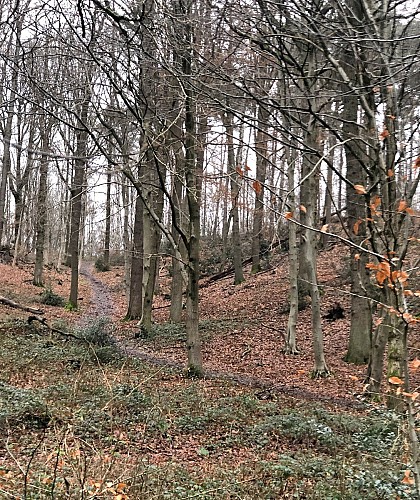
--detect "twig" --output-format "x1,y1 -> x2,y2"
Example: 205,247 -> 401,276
261,322 -> 286,341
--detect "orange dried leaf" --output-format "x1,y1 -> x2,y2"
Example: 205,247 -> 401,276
402,392 -> 419,400
366,262 -> 378,270
388,376 -> 403,385
405,207 -> 415,216
300,204 -> 307,213
376,260 -> 391,285
410,358 -> 420,370
354,184 -> 367,195
285,212 -> 293,220
403,312 -> 415,323
371,195 -> 381,209
379,129 -> 390,140
252,180 -> 262,194
391,270 -> 408,284
349,375 -> 358,381
236,166 -> 244,176
413,157 -> 420,169
354,253 -> 360,261
397,200 -> 408,212
387,169 -> 394,177
320,224 -> 329,233
402,470 -> 415,485
353,219 -> 362,235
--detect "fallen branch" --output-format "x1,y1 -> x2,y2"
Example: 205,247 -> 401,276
200,240 -> 284,288
27,315 -> 84,341
0,295 -> 44,314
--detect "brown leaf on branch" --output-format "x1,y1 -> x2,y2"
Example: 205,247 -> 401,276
379,129 -> 390,140
252,180 -> 262,194
354,184 -> 366,195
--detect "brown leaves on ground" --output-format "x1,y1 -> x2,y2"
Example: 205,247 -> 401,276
2,243 -> 420,406
96,246 -> 371,406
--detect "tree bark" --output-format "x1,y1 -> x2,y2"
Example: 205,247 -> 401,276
251,104 -> 269,274
126,176 -> 144,320
223,110 -> 244,285
341,6 -> 372,364
33,121 -> 50,286
68,96 -> 90,309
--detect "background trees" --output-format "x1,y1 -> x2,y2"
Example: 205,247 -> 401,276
0,0 -> 419,391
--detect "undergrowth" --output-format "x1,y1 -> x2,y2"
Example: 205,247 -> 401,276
0,323 -> 416,499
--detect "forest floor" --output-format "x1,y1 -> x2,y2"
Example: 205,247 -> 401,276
0,243 -> 419,498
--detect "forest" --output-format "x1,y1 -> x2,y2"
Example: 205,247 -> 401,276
0,0 -> 420,498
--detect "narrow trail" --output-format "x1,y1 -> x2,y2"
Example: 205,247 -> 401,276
79,264 -> 367,412
79,262 -> 115,319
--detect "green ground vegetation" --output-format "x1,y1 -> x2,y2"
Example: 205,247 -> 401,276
0,320 -> 416,499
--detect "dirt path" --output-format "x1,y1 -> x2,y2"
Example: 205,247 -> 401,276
79,262 -> 115,319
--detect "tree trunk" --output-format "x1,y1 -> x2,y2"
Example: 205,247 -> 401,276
285,116 -> 299,354
103,167 -> 112,269
183,15 -> 203,375
223,111 -> 244,285
299,47 -> 329,377
127,179 -> 144,320
142,151 -> 165,333
33,123 -> 50,286
68,97 -> 90,309
0,25 -> 21,245
341,17 -> 372,364
251,104 -> 269,274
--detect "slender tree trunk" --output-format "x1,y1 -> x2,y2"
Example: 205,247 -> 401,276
121,173 -> 131,296
223,111 -> 244,284
127,186 -> 144,320
142,151 -> 165,333
183,13 -> 203,375
33,123 -> 50,286
251,104 -> 269,274
103,166 -> 112,269
0,25 -> 21,245
299,46 -> 329,377
68,96 -> 90,309
170,172 -> 185,323
285,113 -> 299,354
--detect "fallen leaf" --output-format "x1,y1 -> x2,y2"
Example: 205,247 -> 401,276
401,470 -> 415,485
388,376 -> 403,385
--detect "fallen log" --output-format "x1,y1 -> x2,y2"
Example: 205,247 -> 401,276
0,295 -> 44,314
200,239 -> 284,288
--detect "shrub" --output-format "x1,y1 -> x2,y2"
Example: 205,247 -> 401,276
40,287 -> 65,307
95,257 -> 110,272
0,382 -> 50,429
137,322 -> 186,342
75,318 -> 116,347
